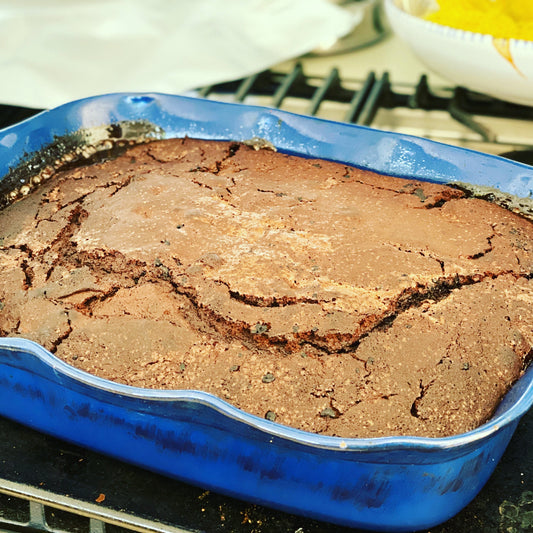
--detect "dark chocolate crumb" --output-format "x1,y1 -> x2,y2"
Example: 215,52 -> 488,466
265,411 -> 276,421
413,188 -> 427,202
262,372 -> 275,383
320,407 -> 337,419
251,323 -> 268,334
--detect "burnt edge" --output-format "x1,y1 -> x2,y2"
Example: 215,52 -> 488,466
452,181 -> 533,222
0,120 -> 165,210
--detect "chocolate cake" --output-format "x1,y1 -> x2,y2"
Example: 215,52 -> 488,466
1,137 -> 532,438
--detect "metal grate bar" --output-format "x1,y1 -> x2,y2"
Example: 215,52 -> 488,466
449,87 -> 496,143
454,87 -> 533,120
28,501 -> 48,530
234,72 -> 260,103
356,72 -> 390,126
195,85 -> 212,99
305,67 -> 340,116
89,518 -> 107,533
343,71 -> 376,123
271,63 -> 303,109
408,74 -> 448,110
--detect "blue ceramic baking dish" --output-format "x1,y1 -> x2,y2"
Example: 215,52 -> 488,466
0,94 -> 532,532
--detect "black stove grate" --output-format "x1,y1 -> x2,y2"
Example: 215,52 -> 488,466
198,63 -> 533,127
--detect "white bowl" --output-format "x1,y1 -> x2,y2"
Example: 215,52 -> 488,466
384,0 -> 533,106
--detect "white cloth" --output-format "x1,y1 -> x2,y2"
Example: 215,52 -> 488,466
0,0 -> 355,108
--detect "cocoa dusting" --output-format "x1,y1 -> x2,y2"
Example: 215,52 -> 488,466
1,138 -> 532,438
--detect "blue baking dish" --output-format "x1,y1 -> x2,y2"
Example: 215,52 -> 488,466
0,94 -> 532,532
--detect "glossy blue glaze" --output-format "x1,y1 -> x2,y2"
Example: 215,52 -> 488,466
0,94 -> 532,531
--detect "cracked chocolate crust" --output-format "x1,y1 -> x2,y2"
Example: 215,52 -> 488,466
1,138 -> 532,438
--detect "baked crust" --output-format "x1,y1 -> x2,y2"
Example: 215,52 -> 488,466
1,138 -> 532,437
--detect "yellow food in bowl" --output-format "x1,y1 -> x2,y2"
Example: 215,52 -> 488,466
425,0 -> 533,41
